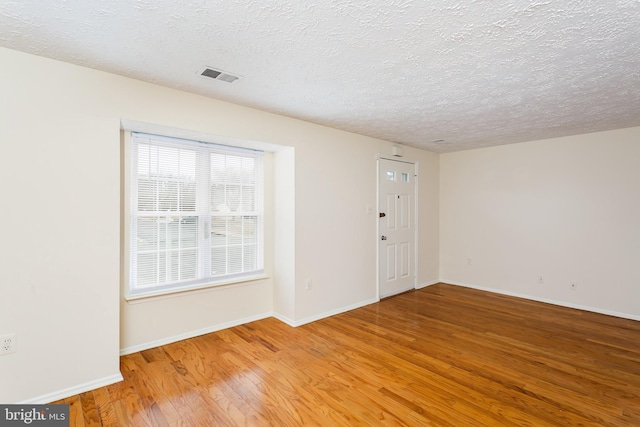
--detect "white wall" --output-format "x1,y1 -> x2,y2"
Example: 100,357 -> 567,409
417,153 -> 440,287
440,127 -> 640,319
293,143 -> 440,323
273,147 -> 296,322
0,49 -> 121,403
0,47 -> 440,403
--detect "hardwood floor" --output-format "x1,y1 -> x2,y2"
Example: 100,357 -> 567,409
55,283 -> 640,426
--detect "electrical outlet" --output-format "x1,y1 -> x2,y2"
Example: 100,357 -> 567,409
467,258 -> 472,265
0,333 -> 16,355
537,275 -> 544,284
571,282 -> 577,291
305,278 -> 312,291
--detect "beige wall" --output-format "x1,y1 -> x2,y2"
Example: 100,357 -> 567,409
273,147 -> 296,321
0,47 -> 440,403
1,49 -> 122,404
440,127 -> 640,319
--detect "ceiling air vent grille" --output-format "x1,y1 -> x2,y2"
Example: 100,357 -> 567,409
199,67 -> 241,83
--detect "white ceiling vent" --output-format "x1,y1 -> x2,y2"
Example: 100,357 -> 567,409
198,67 -> 241,83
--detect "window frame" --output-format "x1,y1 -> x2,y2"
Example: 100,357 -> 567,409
123,130 -> 266,300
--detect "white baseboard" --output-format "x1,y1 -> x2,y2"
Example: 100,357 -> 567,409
271,312 -> 296,326
21,284 -> 637,405
120,311 -> 273,355
123,296 -> 384,354
416,280 -> 440,289
274,297 -> 380,327
443,280 -> 640,322
27,297 -> 390,403
18,373 -> 124,404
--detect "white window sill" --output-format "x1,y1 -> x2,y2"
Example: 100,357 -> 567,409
124,274 -> 269,304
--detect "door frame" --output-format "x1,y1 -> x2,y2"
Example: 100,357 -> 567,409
376,155 -> 419,300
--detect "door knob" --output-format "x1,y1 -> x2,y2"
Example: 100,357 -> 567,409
381,236 -> 387,240
379,212 -> 386,218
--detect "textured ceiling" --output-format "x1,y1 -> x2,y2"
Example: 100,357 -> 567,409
1,0 -> 639,153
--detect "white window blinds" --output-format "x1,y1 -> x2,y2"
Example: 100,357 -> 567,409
129,132 -> 263,297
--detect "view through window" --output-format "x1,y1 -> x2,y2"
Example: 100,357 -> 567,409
128,132 -> 264,297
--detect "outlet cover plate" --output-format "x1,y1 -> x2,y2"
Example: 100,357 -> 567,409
0,333 -> 16,355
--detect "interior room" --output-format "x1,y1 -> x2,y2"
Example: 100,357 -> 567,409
1,1 -> 639,425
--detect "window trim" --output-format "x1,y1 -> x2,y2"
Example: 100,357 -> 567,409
124,273 -> 270,302
122,130 -> 265,300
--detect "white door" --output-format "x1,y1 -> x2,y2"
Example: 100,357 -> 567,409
378,158 -> 416,298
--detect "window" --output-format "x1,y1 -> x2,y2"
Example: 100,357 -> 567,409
127,132 -> 263,298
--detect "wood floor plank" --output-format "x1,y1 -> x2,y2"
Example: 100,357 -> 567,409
53,284 -> 640,426
92,386 -> 119,427
65,395 -> 86,427
79,391 -> 101,427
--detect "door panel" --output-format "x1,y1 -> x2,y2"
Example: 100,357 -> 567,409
399,194 -> 410,229
378,158 -> 416,298
386,194 -> 396,230
400,242 -> 410,277
386,244 -> 396,281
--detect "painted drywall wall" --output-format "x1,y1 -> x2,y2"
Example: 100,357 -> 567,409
0,47 -> 440,402
293,142 -> 440,323
440,127 -> 640,318
416,151 -> 440,288
0,49 -> 122,403
273,148 -> 296,322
